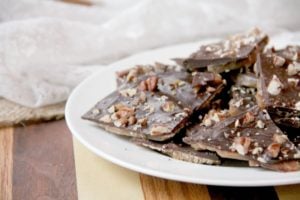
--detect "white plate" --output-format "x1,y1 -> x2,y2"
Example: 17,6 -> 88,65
66,40 -> 300,186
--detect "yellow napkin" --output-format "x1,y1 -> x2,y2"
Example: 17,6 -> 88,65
73,138 -> 144,200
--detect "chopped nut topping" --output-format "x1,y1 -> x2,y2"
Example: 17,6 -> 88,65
252,147 -> 263,155
107,106 -> 116,113
99,114 -> 112,123
111,113 -> 119,120
232,98 -> 243,108
92,108 -> 100,115
143,104 -> 155,114
242,112 -> 255,125
206,86 -> 216,93
156,95 -> 169,102
126,69 -> 138,82
266,143 -> 281,158
161,101 -> 175,112
114,118 -> 127,127
272,55 -> 285,67
231,136 -> 252,155
211,113 -> 220,122
205,46 -> 213,52
287,78 -> 299,87
173,79 -> 186,87
193,86 -> 200,94
295,101 -> 300,111
287,62 -> 300,76
234,119 -> 240,128
139,76 -> 159,92
116,109 -> 134,118
128,116 -> 137,125
170,79 -> 186,90
139,80 -> 147,91
150,125 -> 171,136
137,118 -> 148,127
115,104 -> 135,112
203,118 -> 213,127
293,151 -> 300,159
119,88 -> 137,97
224,132 -> 230,138
175,112 -> 188,119
273,134 -> 288,144
255,120 -> 265,129
139,92 -> 147,103
267,75 -> 284,96
257,157 -> 267,163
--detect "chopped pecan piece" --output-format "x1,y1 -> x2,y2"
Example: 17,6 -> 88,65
231,136 -> 252,155
266,143 -> 281,158
139,76 -> 159,92
161,101 -> 175,112
272,55 -> 285,67
99,114 -> 111,123
242,111 -> 255,125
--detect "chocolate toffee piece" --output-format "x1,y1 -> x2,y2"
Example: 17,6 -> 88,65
255,49 -> 300,128
82,89 -> 189,141
115,62 -> 183,88
183,28 -> 268,73
184,106 -> 300,168
156,71 -> 225,111
133,138 -> 221,165
229,86 -> 257,115
195,108 -> 231,129
249,160 -> 300,172
275,45 -> 300,62
118,69 -> 225,112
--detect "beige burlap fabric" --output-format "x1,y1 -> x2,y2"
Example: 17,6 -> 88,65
0,98 -> 65,127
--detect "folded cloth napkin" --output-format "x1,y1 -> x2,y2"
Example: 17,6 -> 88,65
0,0 -> 300,108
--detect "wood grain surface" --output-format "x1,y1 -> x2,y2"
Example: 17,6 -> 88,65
0,121 -> 77,200
140,175 -> 210,200
0,127 -> 13,200
1,120 -> 300,200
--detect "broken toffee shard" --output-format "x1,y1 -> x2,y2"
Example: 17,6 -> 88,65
115,62 -> 183,88
82,89 -> 189,141
156,71 -> 224,111
83,69 -> 225,141
184,106 -> 300,171
255,47 -> 300,129
116,65 -> 225,112
133,138 -> 221,165
183,28 -> 268,73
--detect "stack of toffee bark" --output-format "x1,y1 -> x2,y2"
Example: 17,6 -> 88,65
83,28 -> 300,172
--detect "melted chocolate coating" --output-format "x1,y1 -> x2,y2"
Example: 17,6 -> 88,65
183,29 -> 268,72
184,106 -> 300,164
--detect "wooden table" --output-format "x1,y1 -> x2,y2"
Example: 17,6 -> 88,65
1,120 -> 299,200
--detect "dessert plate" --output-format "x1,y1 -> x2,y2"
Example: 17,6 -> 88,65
65,40 -> 300,186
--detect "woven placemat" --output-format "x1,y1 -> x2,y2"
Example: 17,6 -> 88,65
0,98 -> 65,127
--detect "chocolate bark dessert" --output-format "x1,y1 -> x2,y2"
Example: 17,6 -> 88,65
184,106 -> 300,171
255,46 -> 300,129
82,29 -> 300,172
82,88 -> 189,141
183,28 -> 268,73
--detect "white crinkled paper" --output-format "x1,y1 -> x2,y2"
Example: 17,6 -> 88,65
0,0 -> 300,107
